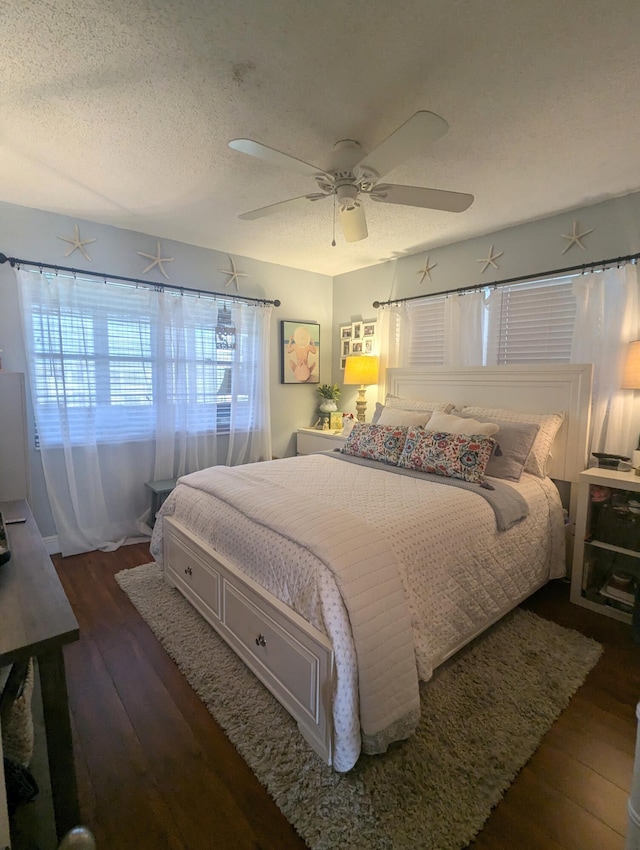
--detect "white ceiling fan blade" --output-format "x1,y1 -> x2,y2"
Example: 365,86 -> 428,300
229,139 -> 330,179
370,184 -> 474,213
238,193 -> 329,220
339,204 -> 368,242
355,111 -> 449,179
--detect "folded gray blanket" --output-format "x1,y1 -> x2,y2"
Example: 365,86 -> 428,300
324,450 -> 529,531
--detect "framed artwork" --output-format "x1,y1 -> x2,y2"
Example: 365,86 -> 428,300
351,340 -> 363,354
340,357 -> 346,370
340,324 -> 353,340
351,321 -> 363,340
364,337 -> 375,354
363,319 -> 377,338
280,320 -> 320,384
342,339 -> 351,357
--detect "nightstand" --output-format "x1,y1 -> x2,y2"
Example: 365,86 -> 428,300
570,467 -> 640,624
296,428 -> 347,455
145,478 -> 177,527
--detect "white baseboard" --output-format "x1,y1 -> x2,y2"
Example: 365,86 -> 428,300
43,535 -> 61,555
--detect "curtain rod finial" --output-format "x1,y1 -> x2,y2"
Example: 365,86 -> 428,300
372,300 -> 380,308
0,253 -> 7,265
273,299 -> 281,307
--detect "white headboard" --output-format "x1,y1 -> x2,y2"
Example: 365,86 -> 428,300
385,364 -> 593,483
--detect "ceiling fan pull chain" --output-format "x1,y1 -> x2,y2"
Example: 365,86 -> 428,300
332,192 -> 337,247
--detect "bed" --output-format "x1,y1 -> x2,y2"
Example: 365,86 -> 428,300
150,364 -> 593,772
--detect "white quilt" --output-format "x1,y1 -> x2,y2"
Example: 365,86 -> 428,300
151,453 -> 565,771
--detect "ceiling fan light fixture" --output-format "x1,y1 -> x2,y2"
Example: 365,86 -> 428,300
336,183 -> 358,210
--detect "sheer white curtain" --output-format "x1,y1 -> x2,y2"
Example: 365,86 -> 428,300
446,289 -> 491,366
17,270 -> 272,556
376,303 -> 409,397
571,264 -> 640,456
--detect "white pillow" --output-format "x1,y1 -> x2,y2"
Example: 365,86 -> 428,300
376,408 -> 432,427
460,406 -> 565,478
427,410 -> 500,437
384,394 -> 455,413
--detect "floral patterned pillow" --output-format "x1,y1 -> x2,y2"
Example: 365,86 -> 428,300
397,427 -> 497,484
341,423 -> 409,465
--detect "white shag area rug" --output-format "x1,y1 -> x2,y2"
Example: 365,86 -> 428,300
116,562 -> 603,850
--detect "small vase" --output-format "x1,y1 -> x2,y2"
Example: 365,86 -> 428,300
318,399 -> 338,413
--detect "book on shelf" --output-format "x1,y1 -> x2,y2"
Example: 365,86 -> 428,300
598,575 -> 636,608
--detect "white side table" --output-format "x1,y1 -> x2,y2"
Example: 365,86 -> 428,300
570,467 -> 640,624
296,428 -> 347,456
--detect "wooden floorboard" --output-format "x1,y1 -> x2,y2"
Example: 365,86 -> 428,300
42,544 -> 639,850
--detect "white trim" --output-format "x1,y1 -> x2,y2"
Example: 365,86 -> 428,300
43,534 -> 61,555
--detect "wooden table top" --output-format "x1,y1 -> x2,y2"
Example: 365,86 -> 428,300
0,499 -> 79,665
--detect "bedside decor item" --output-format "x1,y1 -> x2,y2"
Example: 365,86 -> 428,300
280,320 -> 320,384
316,383 -> 340,413
344,355 -> 379,422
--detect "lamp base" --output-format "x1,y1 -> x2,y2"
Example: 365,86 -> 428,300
355,386 -> 367,423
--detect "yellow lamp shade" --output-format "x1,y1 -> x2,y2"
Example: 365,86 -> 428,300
344,355 -> 379,386
622,341 -> 640,389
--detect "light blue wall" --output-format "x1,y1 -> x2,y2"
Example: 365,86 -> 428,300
332,191 -> 640,414
3,190 -> 640,538
0,201 -> 333,536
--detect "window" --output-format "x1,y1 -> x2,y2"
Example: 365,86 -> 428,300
487,276 -> 577,365
22,274 -> 262,447
404,275 -> 577,367
406,296 -> 446,365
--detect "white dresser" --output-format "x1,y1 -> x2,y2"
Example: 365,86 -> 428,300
0,372 -> 31,502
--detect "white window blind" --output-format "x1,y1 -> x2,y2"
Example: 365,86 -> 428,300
22,274 -> 261,447
403,275 -> 577,367
406,297 -> 446,365
489,276 -> 577,364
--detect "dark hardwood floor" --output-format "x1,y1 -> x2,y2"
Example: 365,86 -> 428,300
48,543 -> 639,850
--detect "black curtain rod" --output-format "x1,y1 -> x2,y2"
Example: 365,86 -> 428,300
372,251 -> 640,308
0,252 -> 281,307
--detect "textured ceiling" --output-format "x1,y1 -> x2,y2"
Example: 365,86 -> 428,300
2,0 -> 640,276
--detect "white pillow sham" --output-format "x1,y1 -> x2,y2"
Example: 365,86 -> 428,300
376,407 -> 433,427
459,406 -> 564,478
426,410 -> 500,437
384,394 -> 455,413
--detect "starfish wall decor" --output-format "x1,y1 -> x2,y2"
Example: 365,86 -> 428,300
57,224 -> 96,261
416,257 -> 437,284
561,220 -> 594,254
137,241 -> 174,279
218,256 -> 248,292
477,245 -> 504,274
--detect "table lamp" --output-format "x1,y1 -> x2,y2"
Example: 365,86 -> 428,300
622,340 -> 640,471
344,355 -> 379,422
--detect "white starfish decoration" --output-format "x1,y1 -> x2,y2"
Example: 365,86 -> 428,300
561,220 -> 594,254
477,245 -> 504,274
417,257 -> 437,284
137,241 -> 174,279
218,256 -> 248,292
57,224 -> 96,262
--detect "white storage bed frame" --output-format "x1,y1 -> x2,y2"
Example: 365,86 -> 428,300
161,364 -> 593,767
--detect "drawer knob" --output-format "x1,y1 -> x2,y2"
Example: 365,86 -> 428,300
184,565 -> 193,576
255,634 -> 266,647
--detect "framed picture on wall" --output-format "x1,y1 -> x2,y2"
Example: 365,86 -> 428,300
363,319 -> 377,338
340,324 -> 353,340
352,321 -> 363,340
280,320 -> 320,384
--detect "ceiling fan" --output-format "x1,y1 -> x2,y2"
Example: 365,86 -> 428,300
228,111 -> 474,244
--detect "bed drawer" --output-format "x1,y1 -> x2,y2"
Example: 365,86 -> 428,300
222,579 -> 324,722
165,524 -> 221,622
162,515 -> 334,764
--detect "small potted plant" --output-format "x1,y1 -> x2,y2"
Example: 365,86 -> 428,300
317,383 -> 341,413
